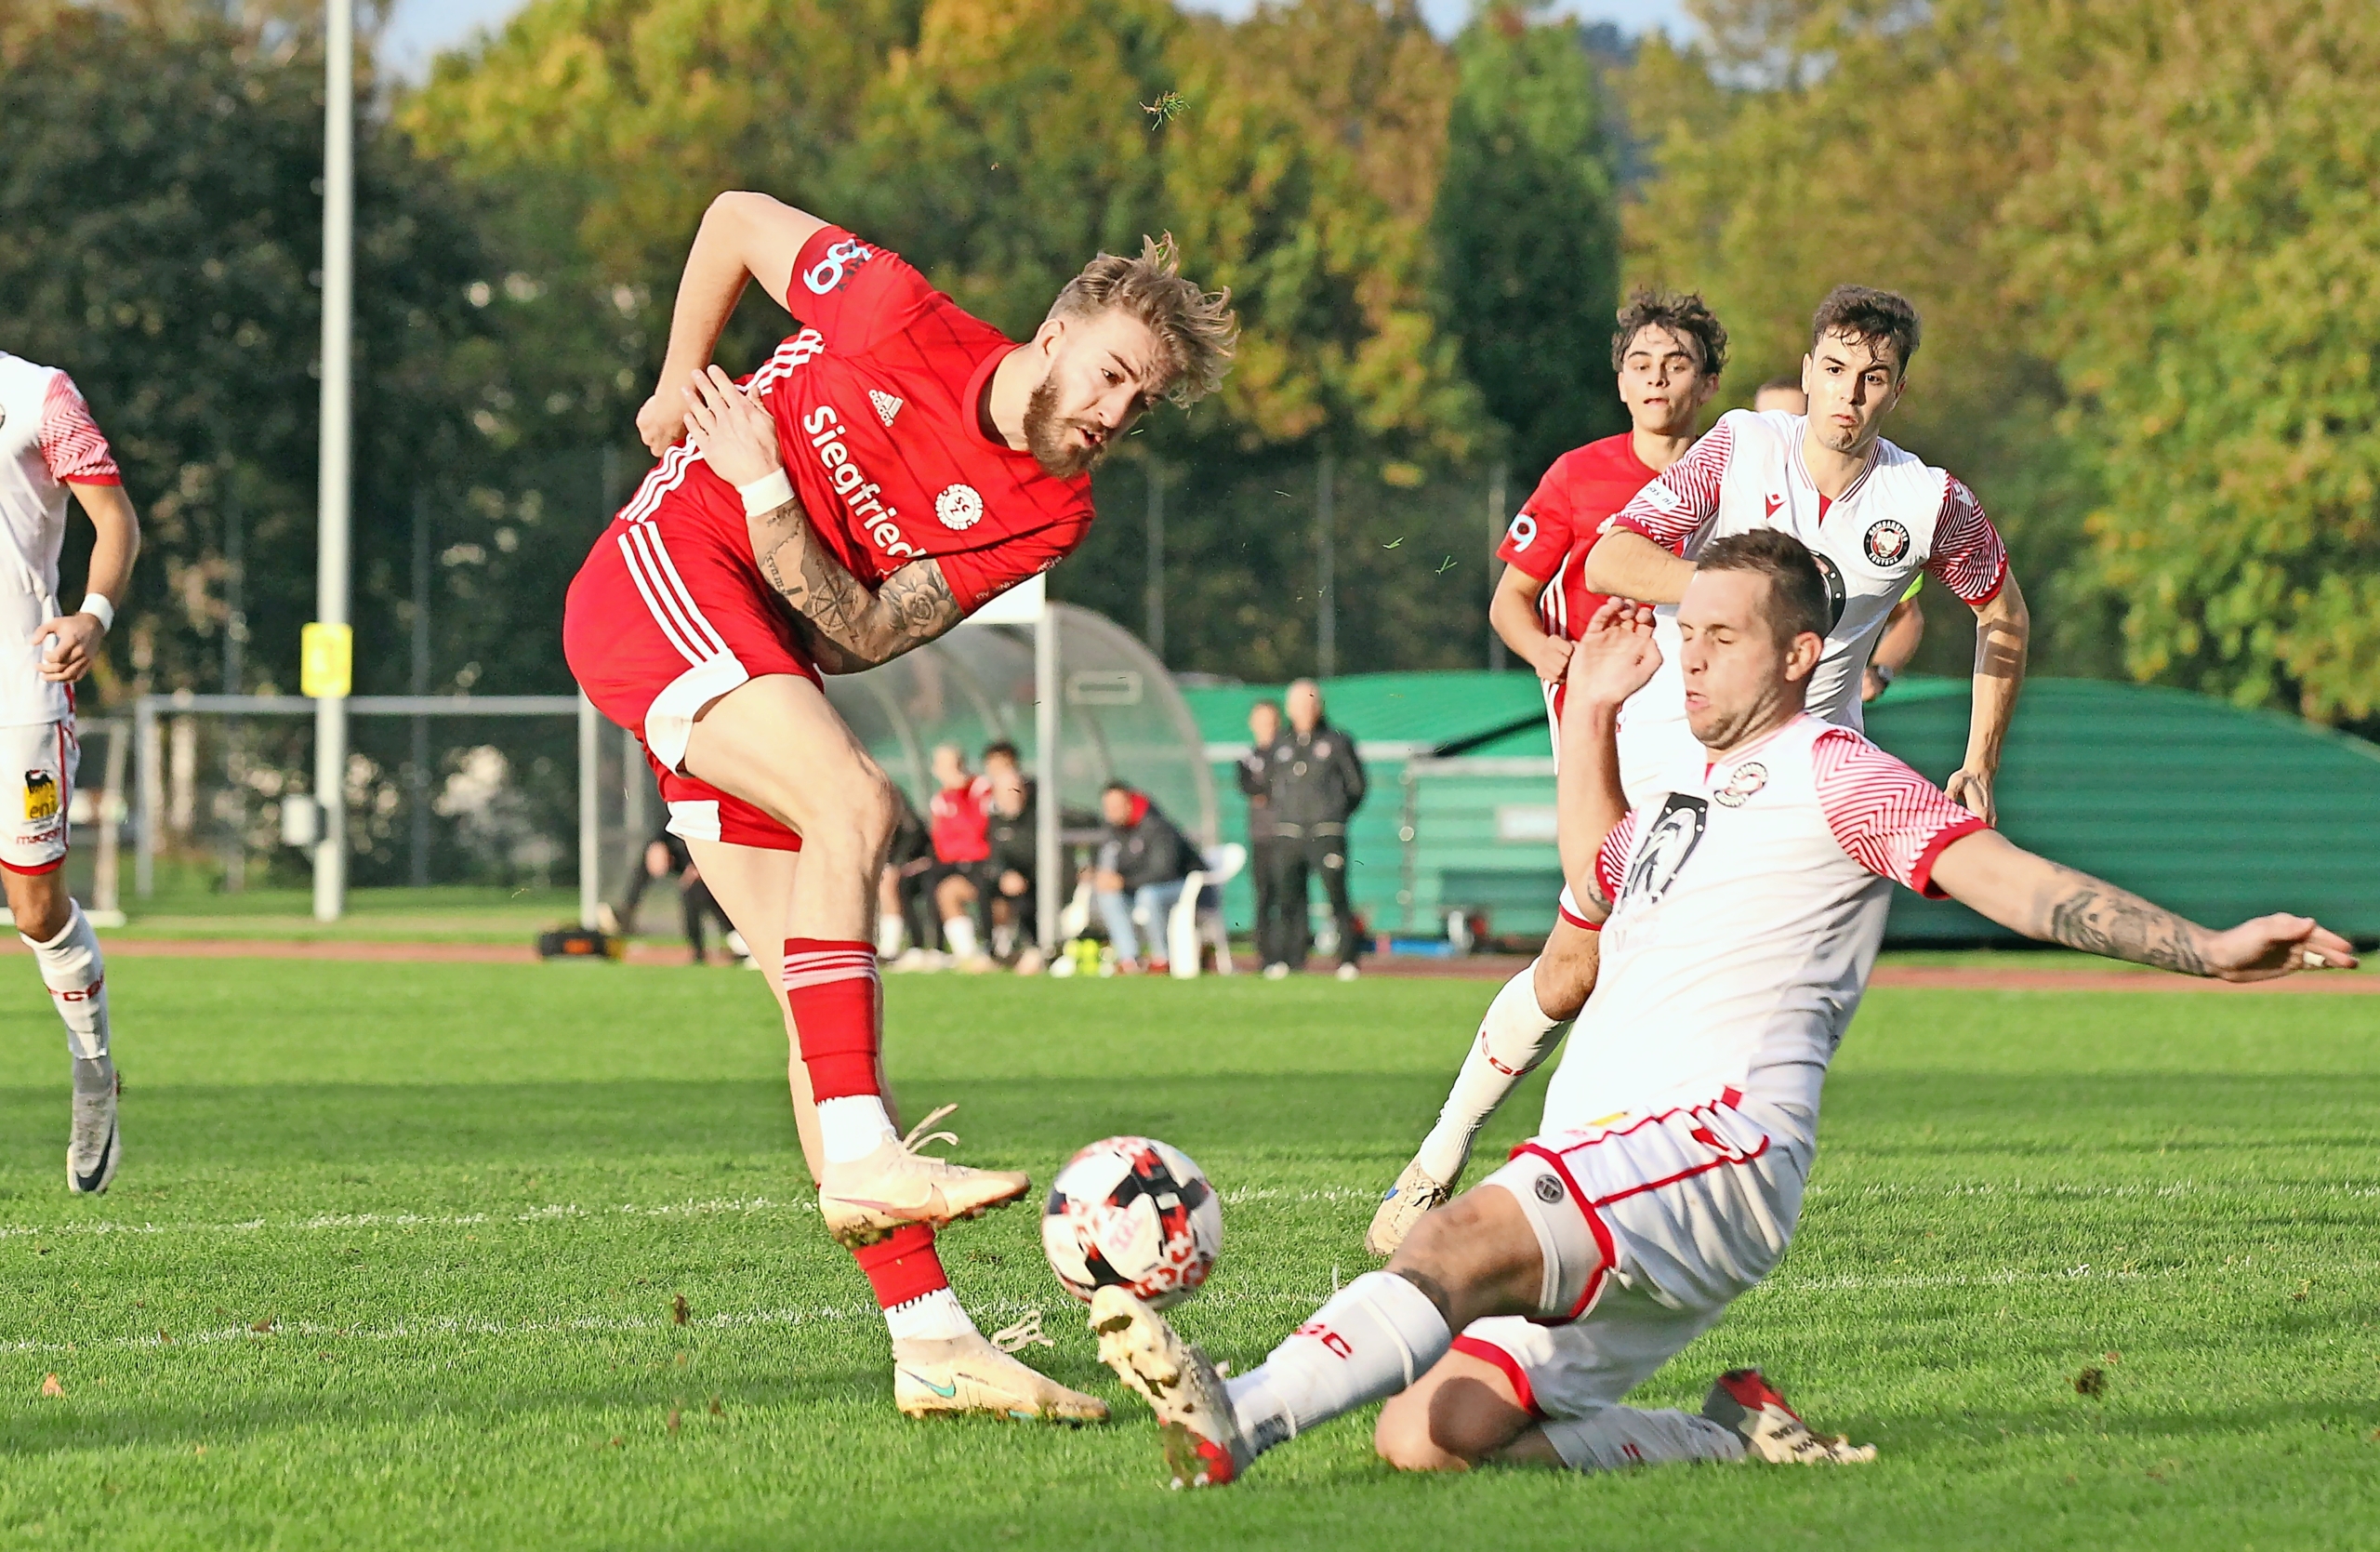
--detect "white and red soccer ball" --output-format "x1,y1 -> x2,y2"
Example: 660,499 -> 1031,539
1041,1136 -> 1222,1309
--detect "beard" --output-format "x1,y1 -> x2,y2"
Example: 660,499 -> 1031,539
1687,681 -> 1796,755
1024,373 -> 1110,480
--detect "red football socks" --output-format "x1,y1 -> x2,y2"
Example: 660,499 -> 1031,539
781,938 -> 883,1101
852,1224 -> 948,1309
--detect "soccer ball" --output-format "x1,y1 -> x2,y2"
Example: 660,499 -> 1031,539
1041,1136 -> 1222,1309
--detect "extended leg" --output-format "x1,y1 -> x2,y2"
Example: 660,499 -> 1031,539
682,675 -> 1028,1244
1367,912 -> 1600,1256
7,867 -> 116,1194
1094,1182 -> 1546,1486
688,834 -> 1101,1424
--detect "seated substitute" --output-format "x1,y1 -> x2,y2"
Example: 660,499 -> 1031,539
1093,782 -> 1195,974
925,743 -> 996,968
982,765 -> 1039,967
1090,529 -> 2354,1488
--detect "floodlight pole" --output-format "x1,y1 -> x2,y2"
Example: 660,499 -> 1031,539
311,0 -> 354,922
1035,599 -> 1061,957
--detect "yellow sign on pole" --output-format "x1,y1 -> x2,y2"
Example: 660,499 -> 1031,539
301,622 -> 352,699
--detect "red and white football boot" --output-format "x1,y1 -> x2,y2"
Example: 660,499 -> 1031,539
1701,1368 -> 1877,1464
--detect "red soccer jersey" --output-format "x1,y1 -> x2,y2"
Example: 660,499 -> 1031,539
1494,433 -> 1665,641
631,226 -> 1092,614
929,776 -> 993,865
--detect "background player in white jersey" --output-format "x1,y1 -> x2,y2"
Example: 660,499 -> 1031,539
1589,284 -> 2029,816
0,353 -> 140,1193
1367,285 -> 2016,1255
1751,375 -> 1924,702
1091,530 -> 2351,1489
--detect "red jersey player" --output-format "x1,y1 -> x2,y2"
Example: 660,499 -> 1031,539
1368,293 -> 1728,1255
562,192 -> 1235,1422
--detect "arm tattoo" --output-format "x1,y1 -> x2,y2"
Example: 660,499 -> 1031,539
2036,863 -> 2209,975
749,498 -> 963,669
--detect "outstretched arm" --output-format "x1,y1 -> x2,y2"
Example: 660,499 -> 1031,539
1554,600 -> 1661,918
1928,827 -> 2356,982
1583,529 -> 1694,604
682,365 -> 961,670
1945,572 -> 2028,823
637,192 -> 830,456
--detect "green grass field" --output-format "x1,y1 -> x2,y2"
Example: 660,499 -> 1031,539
0,961 -> 2374,1548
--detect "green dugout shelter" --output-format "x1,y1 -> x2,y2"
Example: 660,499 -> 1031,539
1181,672 -> 2380,947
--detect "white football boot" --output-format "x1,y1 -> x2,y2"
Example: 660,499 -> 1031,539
1363,1157 -> 1455,1258
1090,1285 -> 1250,1488
67,1070 -> 120,1196
815,1106 -> 1030,1248
1701,1369 -> 1877,1464
892,1320 -> 1108,1424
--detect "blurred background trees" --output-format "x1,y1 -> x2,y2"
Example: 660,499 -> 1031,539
5,0 -> 2376,721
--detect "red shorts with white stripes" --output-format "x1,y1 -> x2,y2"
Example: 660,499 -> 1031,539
562,510 -> 815,854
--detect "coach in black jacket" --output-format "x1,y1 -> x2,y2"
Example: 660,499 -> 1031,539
1238,699 -> 1297,974
1263,679 -> 1368,978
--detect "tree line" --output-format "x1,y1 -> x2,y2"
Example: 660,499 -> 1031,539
4,0 -> 2374,725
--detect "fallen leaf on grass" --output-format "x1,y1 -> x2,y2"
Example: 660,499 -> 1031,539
2073,1366 -> 2107,1399
251,1318 -> 274,1333
40,1373 -> 63,1398
708,1397 -> 724,1417
666,1408 -> 681,1435
672,1293 -> 689,1326
2294,1279 -> 2311,1302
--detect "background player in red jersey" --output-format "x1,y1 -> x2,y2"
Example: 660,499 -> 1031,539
1368,293 -> 1727,1255
564,191 -> 1235,1421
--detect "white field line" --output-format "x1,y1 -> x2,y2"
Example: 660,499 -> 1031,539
6,1177 -> 2373,1248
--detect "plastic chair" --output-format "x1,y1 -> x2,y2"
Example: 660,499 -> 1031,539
1168,843 -> 1248,979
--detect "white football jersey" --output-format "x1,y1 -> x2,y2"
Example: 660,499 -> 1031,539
0,354 -> 120,725
1600,410 -> 2007,803
1542,713 -> 1985,1133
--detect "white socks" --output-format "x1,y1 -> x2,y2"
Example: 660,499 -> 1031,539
1414,966 -> 1570,1183
24,902 -> 110,1080
876,912 -> 906,959
882,1286 -> 975,1344
1227,1272 -> 1451,1454
1540,1407 -> 1745,1470
944,916 -> 981,959
816,1095 -> 898,1164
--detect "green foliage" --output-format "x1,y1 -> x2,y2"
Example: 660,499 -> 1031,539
2018,0 -> 2380,719
1627,0 -> 2380,711
1432,2 -> 1625,481
0,6 -> 493,700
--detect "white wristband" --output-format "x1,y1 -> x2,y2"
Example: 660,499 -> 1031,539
738,470 -> 794,518
77,595 -> 114,633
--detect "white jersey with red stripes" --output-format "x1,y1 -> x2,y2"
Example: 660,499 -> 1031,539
0,354 -> 121,726
1545,712 -> 1985,1132
1602,410 -> 2008,802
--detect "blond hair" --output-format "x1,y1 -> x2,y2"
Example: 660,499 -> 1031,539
1048,234 -> 1237,406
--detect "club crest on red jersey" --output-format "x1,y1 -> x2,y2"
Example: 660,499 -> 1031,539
1862,518 -> 1911,566
1712,761 -> 1767,808
935,484 -> 985,530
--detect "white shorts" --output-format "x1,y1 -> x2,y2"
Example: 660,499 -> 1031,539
0,719 -> 75,875
1453,1092 -> 1811,1438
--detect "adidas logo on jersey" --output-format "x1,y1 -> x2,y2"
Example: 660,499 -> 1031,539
870,390 -> 903,428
